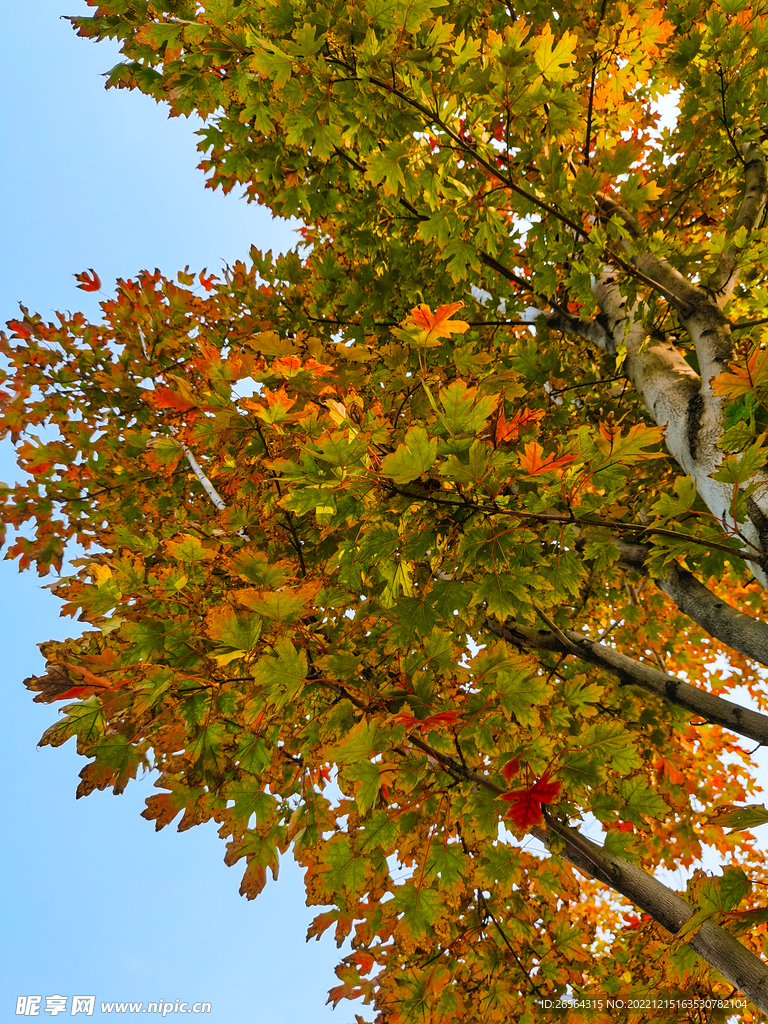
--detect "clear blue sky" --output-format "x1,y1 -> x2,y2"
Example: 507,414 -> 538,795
1,4 -> 357,1021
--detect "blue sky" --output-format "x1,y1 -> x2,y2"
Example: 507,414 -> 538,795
1,4 -> 356,1022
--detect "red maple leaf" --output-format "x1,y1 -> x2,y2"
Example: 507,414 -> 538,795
500,769 -> 562,830
74,269 -> 101,292
392,710 -> 461,731
6,319 -> 31,339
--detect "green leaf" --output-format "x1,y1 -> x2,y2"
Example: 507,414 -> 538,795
205,604 -> 262,656
381,426 -> 438,484
532,26 -> 577,82
391,883 -> 445,937
252,638 -> 307,709
437,380 -> 498,437
344,759 -> 384,816
708,803 -> 768,832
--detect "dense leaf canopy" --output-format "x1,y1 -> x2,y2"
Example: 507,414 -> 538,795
6,0 -> 768,1019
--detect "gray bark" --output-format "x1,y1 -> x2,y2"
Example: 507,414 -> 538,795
610,539 -> 768,667
486,618 -> 768,746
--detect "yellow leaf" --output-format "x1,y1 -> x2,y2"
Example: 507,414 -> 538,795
533,25 -> 577,82
213,650 -> 247,667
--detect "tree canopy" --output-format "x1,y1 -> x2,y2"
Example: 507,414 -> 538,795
7,0 -> 768,1019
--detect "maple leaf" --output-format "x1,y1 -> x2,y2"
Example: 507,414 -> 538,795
712,347 -> 768,398
380,425 -> 438,483
199,270 -> 218,291
705,804 -> 768,832
595,417 -> 665,461
6,319 -> 31,339
74,268 -> 101,292
246,386 -> 297,424
500,770 -> 563,831
406,302 -> 469,344
533,24 -> 578,82
496,406 -> 544,445
391,710 -> 462,731
272,355 -> 303,376
146,386 -> 198,412
519,440 -> 576,476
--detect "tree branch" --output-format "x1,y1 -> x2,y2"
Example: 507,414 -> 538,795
542,309 -> 613,350
610,538 -> 768,668
174,433 -> 226,512
486,617 -> 768,746
386,483 -> 765,566
539,812 -> 768,1014
404,733 -> 768,1012
595,193 -> 701,314
707,142 -> 768,305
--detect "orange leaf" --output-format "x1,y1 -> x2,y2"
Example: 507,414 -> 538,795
712,346 -> 768,398
407,302 -> 469,343
272,355 -> 303,376
246,386 -> 297,424
519,440 -> 576,476
6,319 -> 31,339
74,269 -> 101,292
496,406 -> 544,445
147,387 -> 198,412
199,270 -> 218,291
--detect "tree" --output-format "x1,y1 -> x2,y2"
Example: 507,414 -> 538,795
6,0 -> 768,1018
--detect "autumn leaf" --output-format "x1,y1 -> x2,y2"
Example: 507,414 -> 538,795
391,710 -> 462,731
519,440 -> 576,476
24,663 -> 105,703
147,386 -> 199,412
705,804 -> 768,832
501,755 -> 522,783
712,347 -> 768,398
500,770 -> 563,831
380,425 -> 438,483
6,319 -> 31,339
594,418 -> 666,462
495,406 -> 544,445
533,24 -> 578,82
74,268 -> 101,292
246,386 -> 297,424
405,302 -> 469,345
